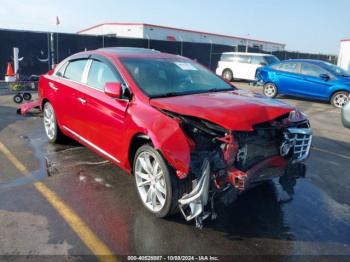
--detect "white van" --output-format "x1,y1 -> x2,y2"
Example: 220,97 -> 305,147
215,52 -> 280,81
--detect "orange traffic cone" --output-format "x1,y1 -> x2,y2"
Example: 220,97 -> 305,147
6,62 -> 14,76
5,62 -> 16,82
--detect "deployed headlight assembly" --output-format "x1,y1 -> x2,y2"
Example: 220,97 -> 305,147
288,109 -> 307,123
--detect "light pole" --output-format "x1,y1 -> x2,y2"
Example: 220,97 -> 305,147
145,34 -> 151,49
208,38 -> 213,69
179,36 -> 184,56
245,34 -> 250,53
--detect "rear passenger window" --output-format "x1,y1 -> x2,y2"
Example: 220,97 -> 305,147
55,62 -> 68,77
251,56 -> 266,65
87,60 -> 121,90
220,54 -> 234,61
64,60 -> 87,82
236,55 -> 251,64
278,62 -> 299,73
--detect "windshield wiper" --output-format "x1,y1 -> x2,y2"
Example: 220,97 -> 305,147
151,92 -> 186,98
206,87 -> 234,93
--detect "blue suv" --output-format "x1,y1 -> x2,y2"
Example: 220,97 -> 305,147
256,59 -> 350,108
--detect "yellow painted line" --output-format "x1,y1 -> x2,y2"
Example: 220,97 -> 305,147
312,146 -> 350,160
0,141 -> 118,262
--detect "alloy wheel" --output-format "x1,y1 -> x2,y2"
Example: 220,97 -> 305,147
43,103 -> 56,140
135,151 -> 167,212
264,84 -> 276,97
333,93 -> 348,108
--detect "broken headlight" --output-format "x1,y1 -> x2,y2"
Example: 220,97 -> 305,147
288,109 -> 307,123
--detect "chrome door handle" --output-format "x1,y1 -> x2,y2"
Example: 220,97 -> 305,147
78,97 -> 87,104
49,82 -> 58,91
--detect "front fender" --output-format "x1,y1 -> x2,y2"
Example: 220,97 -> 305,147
125,101 -> 191,176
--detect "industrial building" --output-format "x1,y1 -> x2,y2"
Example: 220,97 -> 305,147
338,39 -> 350,72
78,23 -> 285,52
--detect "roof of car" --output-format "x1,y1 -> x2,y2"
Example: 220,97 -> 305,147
221,52 -> 275,56
284,59 -> 330,65
97,47 -> 161,55
95,47 -> 182,59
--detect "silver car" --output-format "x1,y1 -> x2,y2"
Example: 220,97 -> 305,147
341,95 -> 350,128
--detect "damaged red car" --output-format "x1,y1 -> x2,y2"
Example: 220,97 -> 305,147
39,47 -> 312,227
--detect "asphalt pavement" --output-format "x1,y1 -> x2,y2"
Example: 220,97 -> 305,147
0,82 -> 350,261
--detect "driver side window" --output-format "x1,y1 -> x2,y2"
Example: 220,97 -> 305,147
301,63 -> 328,77
87,60 -> 122,91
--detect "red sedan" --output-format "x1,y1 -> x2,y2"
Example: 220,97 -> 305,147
39,47 -> 312,227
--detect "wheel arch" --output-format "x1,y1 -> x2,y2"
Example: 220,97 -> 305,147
41,98 -> 50,110
329,89 -> 350,102
128,133 -> 153,173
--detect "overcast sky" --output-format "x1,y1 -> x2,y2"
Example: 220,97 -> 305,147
0,0 -> 348,54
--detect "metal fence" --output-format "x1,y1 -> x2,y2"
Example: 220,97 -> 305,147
0,29 -> 338,79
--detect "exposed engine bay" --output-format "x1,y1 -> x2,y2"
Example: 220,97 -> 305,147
162,109 -> 312,228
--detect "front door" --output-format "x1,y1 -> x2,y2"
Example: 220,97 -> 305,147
298,62 -> 333,100
82,57 -> 129,164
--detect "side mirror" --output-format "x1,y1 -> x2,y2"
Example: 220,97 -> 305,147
105,82 -> 122,98
260,62 -> 267,66
320,74 -> 330,81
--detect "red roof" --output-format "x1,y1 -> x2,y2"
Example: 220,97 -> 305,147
341,38 -> 350,42
77,22 -> 285,46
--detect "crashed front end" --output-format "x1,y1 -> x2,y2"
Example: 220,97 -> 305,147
164,109 -> 312,228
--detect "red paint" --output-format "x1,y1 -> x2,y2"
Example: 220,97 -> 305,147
39,49 -> 294,180
166,36 -> 177,41
226,156 -> 288,191
17,100 -> 40,115
150,90 -> 294,131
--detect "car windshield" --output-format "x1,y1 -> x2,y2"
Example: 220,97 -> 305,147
120,57 -> 234,98
322,62 -> 350,77
265,55 -> 280,64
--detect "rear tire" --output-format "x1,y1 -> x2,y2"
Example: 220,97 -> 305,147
222,69 -> 233,82
331,91 -> 349,108
263,83 -> 278,98
23,93 -> 32,101
133,144 -> 190,218
43,102 -> 64,143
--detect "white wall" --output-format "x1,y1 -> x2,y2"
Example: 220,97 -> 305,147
143,25 -> 284,51
338,40 -> 350,72
81,24 -> 144,38
80,24 -> 285,52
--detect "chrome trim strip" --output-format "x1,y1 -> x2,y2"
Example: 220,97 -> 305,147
287,128 -> 312,135
62,126 -> 120,163
81,59 -> 93,84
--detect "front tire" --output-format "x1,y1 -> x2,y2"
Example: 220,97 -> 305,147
263,83 -> 278,98
43,102 -> 64,143
331,91 -> 349,108
13,94 -> 23,104
133,144 -> 190,218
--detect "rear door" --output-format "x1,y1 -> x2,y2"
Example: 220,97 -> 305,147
59,58 -> 90,136
298,62 -> 333,100
274,62 -> 304,94
82,55 -> 129,164
234,55 -> 252,80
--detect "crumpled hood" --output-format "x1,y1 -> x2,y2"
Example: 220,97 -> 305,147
150,89 -> 295,131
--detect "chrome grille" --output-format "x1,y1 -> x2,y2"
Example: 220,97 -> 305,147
284,128 -> 312,162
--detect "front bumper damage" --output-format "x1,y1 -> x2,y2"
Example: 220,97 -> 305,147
178,125 -> 312,228
178,159 -> 211,228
